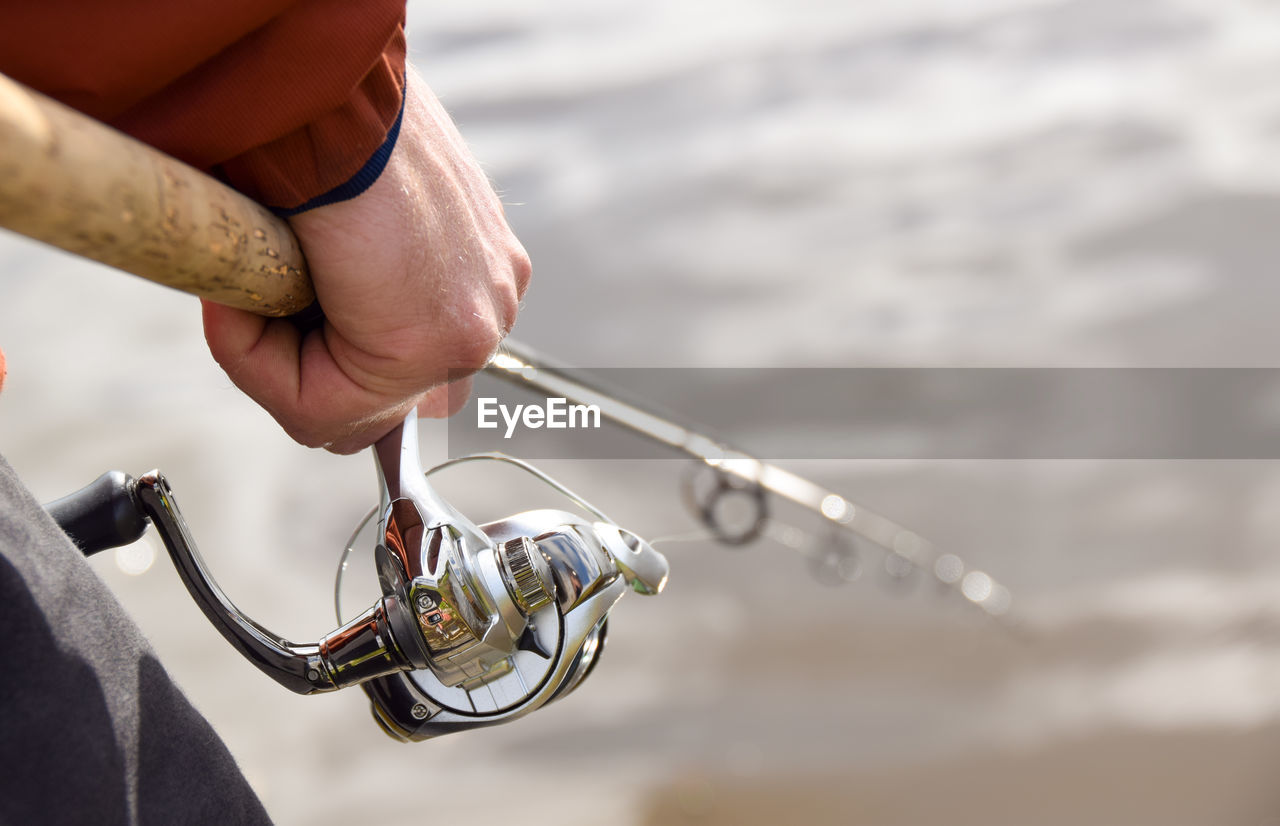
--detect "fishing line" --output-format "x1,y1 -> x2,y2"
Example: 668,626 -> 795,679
485,341 -> 1015,621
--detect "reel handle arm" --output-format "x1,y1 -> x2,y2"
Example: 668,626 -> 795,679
133,471 -> 336,695
46,468 -> 435,695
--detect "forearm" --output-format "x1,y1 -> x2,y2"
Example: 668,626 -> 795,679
0,0 -> 407,208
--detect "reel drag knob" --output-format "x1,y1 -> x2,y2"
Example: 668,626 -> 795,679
497,536 -> 556,614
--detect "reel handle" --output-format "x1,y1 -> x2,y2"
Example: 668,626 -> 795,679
46,468 -> 414,695
44,470 -> 148,555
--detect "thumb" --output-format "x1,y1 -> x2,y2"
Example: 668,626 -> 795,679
200,300 -> 417,452
201,298 -> 305,431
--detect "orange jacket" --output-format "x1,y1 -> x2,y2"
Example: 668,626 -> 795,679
0,0 -> 406,210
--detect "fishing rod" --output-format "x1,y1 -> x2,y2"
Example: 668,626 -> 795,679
1,72 -> 1011,744
483,342 -> 1013,618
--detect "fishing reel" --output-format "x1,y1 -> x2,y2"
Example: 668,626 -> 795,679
47,410 -> 668,741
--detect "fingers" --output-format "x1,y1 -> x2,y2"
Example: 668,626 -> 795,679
318,401 -> 421,455
417,375 -> 473,419
0,345 -> 6,395
201,299 -> 300,418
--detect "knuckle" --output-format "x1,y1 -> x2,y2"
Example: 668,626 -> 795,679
488,244 -> 528,336
493,279 -> 520,337
511,246 -> 533,298
447,307 -> 504,374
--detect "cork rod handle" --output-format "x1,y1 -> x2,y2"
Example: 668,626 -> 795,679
0,72 -> 314,316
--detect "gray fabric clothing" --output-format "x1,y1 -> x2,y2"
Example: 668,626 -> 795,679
0,456 -> 271,826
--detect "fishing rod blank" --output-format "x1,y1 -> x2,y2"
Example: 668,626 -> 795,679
483,341 -> 1014,620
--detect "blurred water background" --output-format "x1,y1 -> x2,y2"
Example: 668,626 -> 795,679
6,0 -> 1280,823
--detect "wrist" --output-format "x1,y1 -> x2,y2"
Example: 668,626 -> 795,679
271,82 -> 407,218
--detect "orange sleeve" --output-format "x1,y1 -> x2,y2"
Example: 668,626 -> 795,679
0,0 -> 407,210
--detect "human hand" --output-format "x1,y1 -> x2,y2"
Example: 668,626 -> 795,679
201,71 -> 530,454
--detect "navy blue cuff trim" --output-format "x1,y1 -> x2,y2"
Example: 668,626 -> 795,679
270,85 -> 406,218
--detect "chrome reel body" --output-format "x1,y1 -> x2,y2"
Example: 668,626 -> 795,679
361,415 -> 667,740
364,508 -> 625,740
